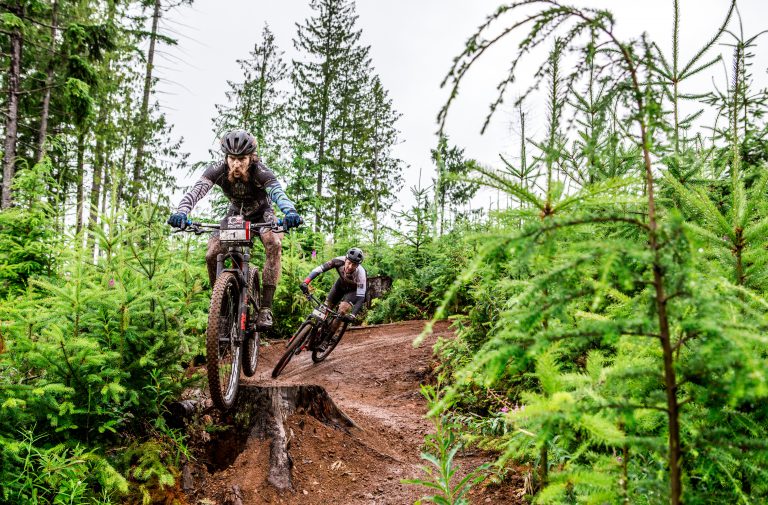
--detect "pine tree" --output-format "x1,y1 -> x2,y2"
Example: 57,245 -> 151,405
434,2 -> 763,503
1,1 -> 26,209
291,0 -> 370,233
431,136 -> 479,235
213,23 -> 289,172
359,76 -> 403,246
130,0 -> 193,202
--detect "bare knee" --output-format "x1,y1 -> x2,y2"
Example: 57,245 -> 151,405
339,301 -> 353,314
261,231 -> 282,256
205,237 -> 222,263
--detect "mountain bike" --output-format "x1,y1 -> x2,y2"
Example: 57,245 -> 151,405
271,292 -> 350,379
176,215 -> 287,410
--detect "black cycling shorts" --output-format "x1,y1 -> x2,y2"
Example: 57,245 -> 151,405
326,278 -> 358,307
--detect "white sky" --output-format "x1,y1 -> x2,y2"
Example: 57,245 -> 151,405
157,0 -> 768,212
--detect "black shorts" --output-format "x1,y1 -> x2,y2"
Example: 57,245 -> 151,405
326,278 -> 357,307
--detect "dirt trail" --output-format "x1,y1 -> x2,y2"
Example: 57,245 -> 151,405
188,320 -> 524,504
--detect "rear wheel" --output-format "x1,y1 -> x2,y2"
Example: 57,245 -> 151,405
207,272 -> 241,410
271,322 -> 313,379
242,267 -> 260,377
311,319 -> 348,363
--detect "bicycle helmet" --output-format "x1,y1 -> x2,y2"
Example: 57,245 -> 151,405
346,247 -> 364,264
220,129 -> 257,156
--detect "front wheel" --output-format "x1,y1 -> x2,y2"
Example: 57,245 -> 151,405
242,267 -> 260,377
271,322 -> 313,379
311,319 -> 348,363
207,272 -> 242,410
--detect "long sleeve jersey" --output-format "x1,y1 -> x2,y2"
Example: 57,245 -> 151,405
176,159 -> 296,217
307,256 -> 367,315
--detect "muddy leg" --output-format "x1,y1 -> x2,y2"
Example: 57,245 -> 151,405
329,301 -> 353,335
260,229 -> 282,309
205,235 -> 225,287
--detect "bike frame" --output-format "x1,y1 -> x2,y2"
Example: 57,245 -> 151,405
292,292 -> 342,348
176,219 -> 284,339
175,216 -> 295,408
216,246 -> 251,342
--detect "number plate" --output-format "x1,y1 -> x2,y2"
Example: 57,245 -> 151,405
220,228 -> 247,242
312,308 -> 326,320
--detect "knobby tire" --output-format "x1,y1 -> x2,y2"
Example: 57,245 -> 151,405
207,272 -> 241,410
271,322 -> 312,379
242,267 -> 260,377
311,320 -> 348,363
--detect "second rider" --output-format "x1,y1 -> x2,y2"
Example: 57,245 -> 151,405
300,247 -> 367,335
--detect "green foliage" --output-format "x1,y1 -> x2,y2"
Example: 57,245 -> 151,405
421,1 -> 768,504
119,421 -> 190,505
0,159 -> 57,296
64,77 -> 94,126
0,201 -> 208,500
1,12 -> 25,32
366,231 -> 474,324
1,430 -> 127,504
3,1 -> 768,504
404,384 -> 491,505
290,0 -> 403,235
432,135 -> 479,234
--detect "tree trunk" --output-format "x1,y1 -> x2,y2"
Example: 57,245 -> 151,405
36,0 -> 60,163
87,2 -> 116,257
254,45 -> 268,144
316,107 -> 328,233
631,60 -> 682,505
75,131 -> 86,235
371,163 -> 380,246
2,6 -> 23,209
332,108 -> 348,237
131,0 -> 162,201
371,113 -> 381,246
87,125 -> 105,257
117,132 -> 130,203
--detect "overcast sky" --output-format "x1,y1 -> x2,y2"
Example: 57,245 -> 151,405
157,0 -> 768,211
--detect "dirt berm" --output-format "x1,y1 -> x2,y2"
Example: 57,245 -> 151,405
184,320 -> 525,504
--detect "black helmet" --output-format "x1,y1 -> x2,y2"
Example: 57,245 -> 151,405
221,129 -> 257,156
346,247 -> 364,264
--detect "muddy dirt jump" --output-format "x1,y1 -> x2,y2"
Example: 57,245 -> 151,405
184,320 -> 525,504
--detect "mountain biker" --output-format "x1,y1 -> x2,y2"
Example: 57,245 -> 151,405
167,129 -> 301,330
300,248 -> 367,339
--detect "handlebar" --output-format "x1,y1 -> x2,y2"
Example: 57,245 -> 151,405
303,291 -> 342,318
173,220 -> 288,235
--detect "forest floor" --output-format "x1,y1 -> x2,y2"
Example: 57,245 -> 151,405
182,320 -> 527,505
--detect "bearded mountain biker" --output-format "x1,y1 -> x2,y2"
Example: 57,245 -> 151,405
167,129 -> 301,330
300,248 -> 367,337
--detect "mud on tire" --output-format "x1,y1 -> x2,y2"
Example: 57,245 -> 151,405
207,271 -> 242,410
271,322 -> 312,379
242,267 -> 260,377
311,321 -> 348,363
